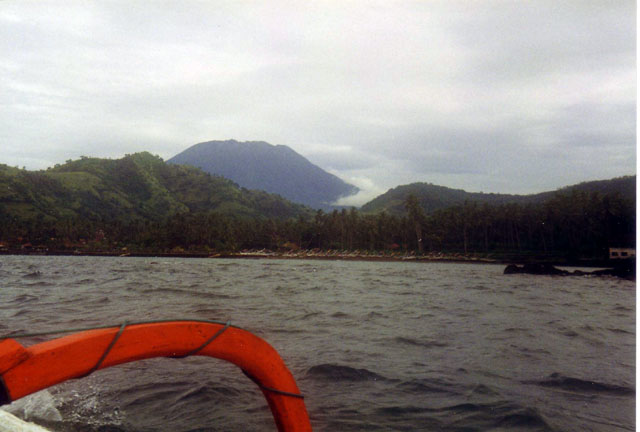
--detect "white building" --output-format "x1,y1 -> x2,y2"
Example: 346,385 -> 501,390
609,248 -> 635,260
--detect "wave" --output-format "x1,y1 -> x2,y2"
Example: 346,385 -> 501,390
468,283 -> 489,291
292,311 -> 322,321
374,401 -> 555,431
397,378 -> 455,395
69,278 -> 96,286
1,256 -> 634,432
171,383 -> 242,405
607,327 -> 634,335
441,402 -> 554,431
375,405 -> 436,415
467,383 -> 500,396
139,287 -> 234,300
306,364 -> 387,382
504,326 -> 530,333
10,294 -> 40,304
393,336 -> 448,349
11,308 -> 34,318
191,307 -> 221,316
524,373 -> 634,396
365,311 -> 387,319
492,407 -> 553,430
56,422 -> 127,432
269,327 -> 305,334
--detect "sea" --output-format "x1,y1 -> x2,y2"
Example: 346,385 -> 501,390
0,255 -> 635,432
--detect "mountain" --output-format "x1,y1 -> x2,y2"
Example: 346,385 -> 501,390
361,175 -> 636,215
167,140 -> 358,209
553,176 -> 636,201
0,152 -> 311,224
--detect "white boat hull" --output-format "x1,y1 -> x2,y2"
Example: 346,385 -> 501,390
0,410 -> 51,432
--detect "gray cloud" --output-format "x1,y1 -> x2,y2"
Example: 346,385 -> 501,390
0,1 -> 635,205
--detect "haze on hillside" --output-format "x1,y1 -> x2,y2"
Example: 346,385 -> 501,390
1,2 -> 635,205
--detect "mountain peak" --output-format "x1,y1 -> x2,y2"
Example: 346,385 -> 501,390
168,140 -> 358,209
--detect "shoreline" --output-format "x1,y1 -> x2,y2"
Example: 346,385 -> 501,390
0,248 -> 497,264
0,248 -> 621,268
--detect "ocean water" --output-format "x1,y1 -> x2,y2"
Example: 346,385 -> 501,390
0,255 -> 634,432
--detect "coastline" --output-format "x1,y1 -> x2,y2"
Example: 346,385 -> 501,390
0,248 -> 619,268
0,248 -> 497,264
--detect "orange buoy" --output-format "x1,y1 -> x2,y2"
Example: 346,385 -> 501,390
0,321 -> 312,432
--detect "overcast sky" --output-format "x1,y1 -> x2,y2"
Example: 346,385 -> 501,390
1,1 -> 636,205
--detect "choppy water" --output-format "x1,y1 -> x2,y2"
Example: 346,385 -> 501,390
0,256 -> 634,431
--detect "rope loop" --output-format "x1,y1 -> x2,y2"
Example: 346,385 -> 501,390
171,321 -> 231,358
243,369 -> 305,399
2,319 -> 304,399
78,321 -> 127,379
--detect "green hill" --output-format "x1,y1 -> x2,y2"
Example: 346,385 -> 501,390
361,176 -> 636,216
0,155 -> 633,259
0,152 -> 311,224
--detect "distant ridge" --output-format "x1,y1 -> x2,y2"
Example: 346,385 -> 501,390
168,140 -> 358,209
361,175 -> 636,215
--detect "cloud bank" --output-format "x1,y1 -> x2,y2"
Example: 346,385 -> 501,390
1,1 -> 635,205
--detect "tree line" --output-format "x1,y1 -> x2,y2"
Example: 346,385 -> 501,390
0,188 -> 634,261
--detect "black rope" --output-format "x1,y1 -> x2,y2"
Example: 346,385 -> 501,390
0,319 -> 235,340
1,319 -> 304,399
3,319 -> 236,380
171,321 -> 231,358
77,321 -> 127,379
243,369 -> 305,399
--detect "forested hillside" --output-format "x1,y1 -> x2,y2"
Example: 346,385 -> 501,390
0,156 -> 634,262
361,176 -> 636,216
0,153 -> 311,251
354,176 -> 635,260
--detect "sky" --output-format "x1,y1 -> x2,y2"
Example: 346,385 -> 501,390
1,1 -> 636,206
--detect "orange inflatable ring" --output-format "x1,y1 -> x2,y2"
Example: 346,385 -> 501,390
0,320 -> 312,432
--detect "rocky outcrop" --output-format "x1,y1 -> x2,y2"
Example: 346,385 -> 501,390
504,262 -> 635,280
504,263 -> 569,276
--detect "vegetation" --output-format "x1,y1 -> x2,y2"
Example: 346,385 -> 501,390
0,153 -> 311,252
0,155 -> 634,263
361,177 -> 636,216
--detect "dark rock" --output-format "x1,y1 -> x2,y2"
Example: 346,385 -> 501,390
591,263 -> 635,280
503,264 -> 520,274
504,261 -> 635,280
504,263 -> 569,276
